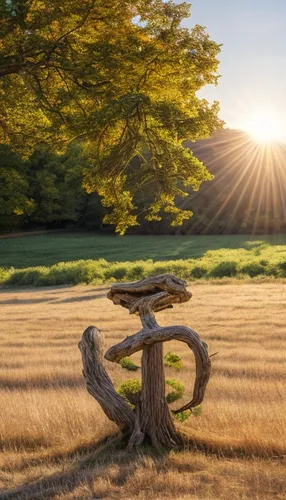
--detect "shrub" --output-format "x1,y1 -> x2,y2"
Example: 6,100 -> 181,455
117,378 -> 141,406
117,377 -> 185,407
1,240 -> 285,287
278,260 -> 286,277
191,404 -> 203,417
164,352 -> 183,370
241,262 -> 266,277
6,267 -> 48,286
166,378 -> 185,403
152,264 -> 170,275
210,261 -> 237,278
0,267 -> 13,283
119,357 -> 139,372
104,265 -> 128,281
174,410 -> 191,422
169,262 -> 188,278
191,265 -> 208,279
126,264 -> 146,281
175,404 -> 202,422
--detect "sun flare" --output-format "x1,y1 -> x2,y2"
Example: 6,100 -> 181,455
243,111 -> 284,143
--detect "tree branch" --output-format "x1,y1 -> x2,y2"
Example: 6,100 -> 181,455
78,326 -> 136,429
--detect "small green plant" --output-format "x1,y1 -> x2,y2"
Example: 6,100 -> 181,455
117,379 -> 141,406
190,404 -> 203,417
117,377 -> 185,406
164,352 -> 183,370
166,378 -> 185,403
174,410 -> 192,422
174,404 -> 202,422
119,357 -> 139,371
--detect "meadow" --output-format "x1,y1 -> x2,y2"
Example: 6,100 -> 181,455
0,233 -> 286,286
0,282 -> 285,499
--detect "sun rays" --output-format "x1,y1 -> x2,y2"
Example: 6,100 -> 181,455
243,110 -> 285,144
186,128 -> 286,234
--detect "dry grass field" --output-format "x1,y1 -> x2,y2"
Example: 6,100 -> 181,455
0,283 -> 285,499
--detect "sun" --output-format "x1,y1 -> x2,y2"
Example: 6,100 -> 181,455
243,111 -> 284,143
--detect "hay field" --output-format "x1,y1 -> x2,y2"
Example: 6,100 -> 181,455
0,283 -> 285,499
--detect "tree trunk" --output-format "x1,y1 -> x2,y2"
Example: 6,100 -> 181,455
79,274 -> 211,450
140,343 -> 181,448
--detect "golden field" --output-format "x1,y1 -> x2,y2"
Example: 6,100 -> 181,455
0,283 -> 285,499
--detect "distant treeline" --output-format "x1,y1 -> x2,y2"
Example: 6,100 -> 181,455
1,129 -> 286,234
0,143 -> 105,233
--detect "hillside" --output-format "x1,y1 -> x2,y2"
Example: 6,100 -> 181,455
140,129 -> 286,235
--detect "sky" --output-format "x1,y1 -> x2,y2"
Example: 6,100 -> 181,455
183,0 -> 286,134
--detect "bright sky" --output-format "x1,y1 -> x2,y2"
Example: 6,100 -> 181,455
183,0 -> 286,136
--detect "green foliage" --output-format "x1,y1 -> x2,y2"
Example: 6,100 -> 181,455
0,143 -> 108,232
26,145 -> 87,225
241,262 -> 268,277
119,357 -> 139,372
0,145 -> 33,229
0,0 -> 222,234
166,378 -> 184,403
116,377 -> 185,407
190,404 -> 203,417
210,261 -> 238,278
117,378 -> 141,405
164,352 -> 183,370
191,265 -> 208,279
174,410 -> 191,423
137,128 -> 286,236
174,405 -> 202,422
116,375 -> 199,425
278,260 -> 286,277
1,234 -> 285,286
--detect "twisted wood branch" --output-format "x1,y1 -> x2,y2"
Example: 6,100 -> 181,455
105,324 -> 210,413
78,326 -> 135,429
79,274 -> 211,448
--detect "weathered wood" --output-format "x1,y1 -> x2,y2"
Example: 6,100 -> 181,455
79,274 -> 211,449
105,324 -> 211,413
140,342 -> 181,447
107,274 -> 192,314
78,326 -> 135,429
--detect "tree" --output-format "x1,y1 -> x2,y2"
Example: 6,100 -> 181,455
0,144 -> 32,230
79,274 -> 211,450
27,144 -> 86,225
0,0 -> 223,233
0,142 -> 107,232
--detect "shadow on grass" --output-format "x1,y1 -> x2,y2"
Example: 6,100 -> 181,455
1,429 -> 285,500
0,297 -> 58,305
0,376 -> 83,391
0,433 -> 149,500
56,293 -> 106,303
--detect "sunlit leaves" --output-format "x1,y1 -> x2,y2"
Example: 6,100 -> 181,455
0,0 -> 222,233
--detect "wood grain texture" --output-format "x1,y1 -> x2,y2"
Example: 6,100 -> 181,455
80,274 -> 211,448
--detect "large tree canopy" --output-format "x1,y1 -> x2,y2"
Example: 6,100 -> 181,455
0,0 -> 222,233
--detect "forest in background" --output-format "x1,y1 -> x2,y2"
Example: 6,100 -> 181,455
1,129 -> 286,235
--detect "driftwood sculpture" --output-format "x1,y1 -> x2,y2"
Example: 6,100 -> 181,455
79,274 -> 211,449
